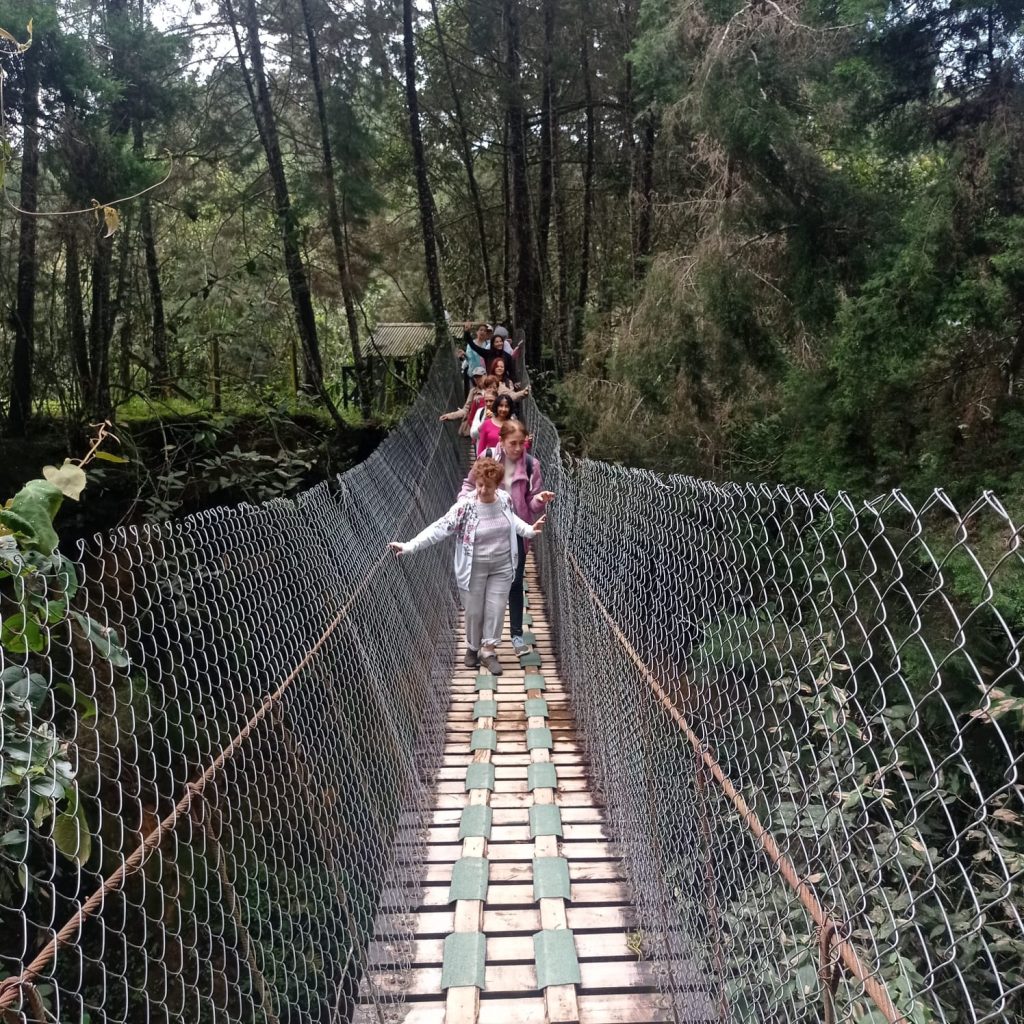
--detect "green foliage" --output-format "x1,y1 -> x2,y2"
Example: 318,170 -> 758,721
0,454 -> 128,889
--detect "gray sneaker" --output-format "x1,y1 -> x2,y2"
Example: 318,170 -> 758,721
463,648 -> 478,668
480,653 -> 503,676
511,636 -> 529,657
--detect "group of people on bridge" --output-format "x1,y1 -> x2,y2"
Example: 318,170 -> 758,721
389,322 -> 554,676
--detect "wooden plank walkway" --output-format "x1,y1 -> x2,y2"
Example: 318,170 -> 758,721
357,557 -> 713,1024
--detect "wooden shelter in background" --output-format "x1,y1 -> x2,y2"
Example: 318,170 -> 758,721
341,322 -> 460,413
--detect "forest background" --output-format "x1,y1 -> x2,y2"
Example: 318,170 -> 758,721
1,0 -> 1024,531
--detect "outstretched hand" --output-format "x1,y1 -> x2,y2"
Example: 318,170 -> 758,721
537,491 -> 555,505
389,542 -> 405,556
533,515 -> 546,534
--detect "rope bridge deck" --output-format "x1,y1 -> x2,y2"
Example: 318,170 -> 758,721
0,351 -> 1020,1024
357,557 -> 712,1024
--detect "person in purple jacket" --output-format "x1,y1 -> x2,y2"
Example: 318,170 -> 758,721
460,419 -> 554,657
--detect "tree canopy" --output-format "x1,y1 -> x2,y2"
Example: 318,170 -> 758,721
1,0 -> 1023,507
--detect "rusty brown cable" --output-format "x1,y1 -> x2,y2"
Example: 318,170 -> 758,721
820,922 -> 842,1024
563,549 -> 909,1024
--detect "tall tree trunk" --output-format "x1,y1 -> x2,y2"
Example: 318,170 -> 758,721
223,0 -> 349,433
85,0 -> 131,420
8,46 -> 41,436
140,198 -> 169,390
633,108 -> 657,281
501,113 -> 512,323
552,114 -> 571,373
65,226 -> 91,407
87,232 -> 115,418
536,0 -> 556,279
428,0 -> 496,322
133,123 -> 170,394
402,0 -> 447,346
618,0 -> 637,269
505,0 -> 543,365
109,206 -> 134,404
572,15 -> 596,354
298,0 -> 372,418
117,284 -> 134,401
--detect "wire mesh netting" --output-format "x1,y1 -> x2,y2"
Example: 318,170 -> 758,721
523,391 -> 1024,1024
0,353 -> 466,1023
3,345 -> 1022,1024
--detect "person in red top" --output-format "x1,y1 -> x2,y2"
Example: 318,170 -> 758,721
474,393 -> 516,455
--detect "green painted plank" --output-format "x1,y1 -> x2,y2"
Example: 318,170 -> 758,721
447,857 -> 489,902
526,727 -> 553,751
521,631 -> 537,645
475,674 -> 496,692
524,673 -> 546,691
527,762 -> 558,791
520,652 -> 543,668
523,612 -> 534,626
523,595 -> 530,608
533,929 -> 581,989
524,697 -> 549,719
529,804 -> 563,837
470,728 -> 497,751
442,932 -> 486,990
465,763 -> 495,792
533,857 -> 571,901
473,699 -> 498,720
459,804 -> 493,839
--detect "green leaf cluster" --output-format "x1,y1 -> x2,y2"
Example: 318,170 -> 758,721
1,461 -> 128,886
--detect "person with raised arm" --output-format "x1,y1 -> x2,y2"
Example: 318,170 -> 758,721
440,371 -> 497,436
390,457 -> 544,675
462,419 -> 554,658
488,356 -> 529,402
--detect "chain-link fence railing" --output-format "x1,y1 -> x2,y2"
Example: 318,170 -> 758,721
523,395 -> 1023,1024
0,352 -> 466,1024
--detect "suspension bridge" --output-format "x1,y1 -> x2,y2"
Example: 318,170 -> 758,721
0,353 -> 1020,1024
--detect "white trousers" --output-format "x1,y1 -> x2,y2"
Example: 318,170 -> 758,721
460,557 -> 514,652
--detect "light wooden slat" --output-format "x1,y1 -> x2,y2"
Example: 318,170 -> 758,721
433,791 -> 603,811
442,752 -> 584,767
366,961 -> 660,997
446,986 -> 479,1024
354,992 -> 705,1024
435,765 -> 588,782
420,858 -> 625,884
426,823 -> 607,844
425,840 -> 620,864
434,777 -> 591,796
445,742 -> 581,755
368,930 -> 642,967
409,878 -> 629,908
430,806 -> 604,825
